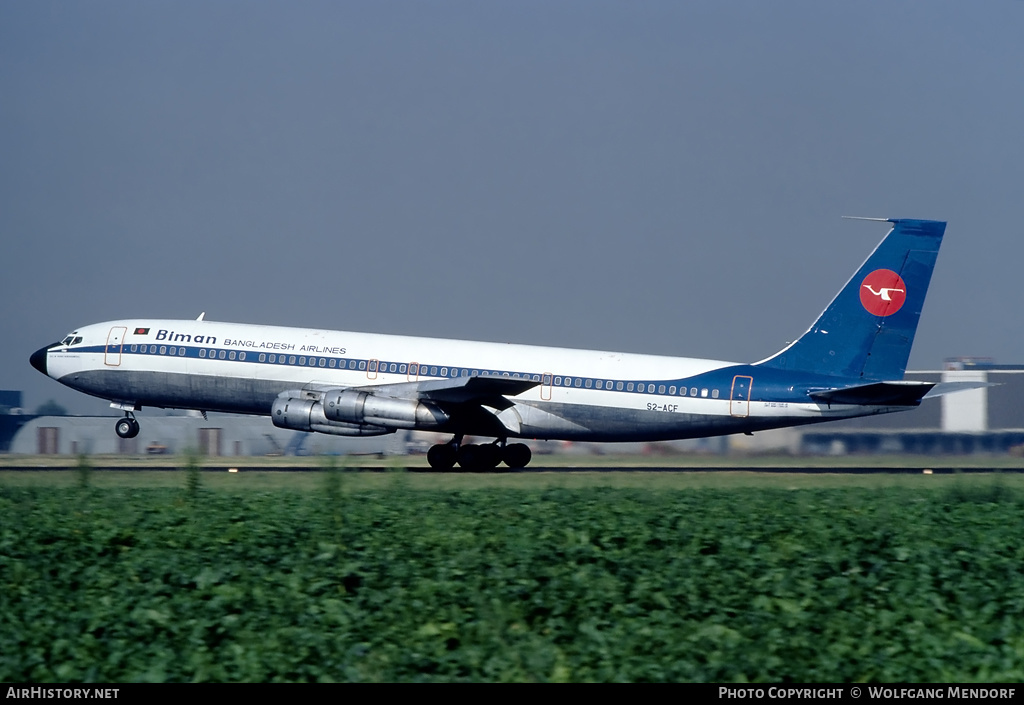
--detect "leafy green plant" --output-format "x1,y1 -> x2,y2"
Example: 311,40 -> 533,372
75,454 -> 92,489
2,486 -> 1023,682
182,449 -> 202,497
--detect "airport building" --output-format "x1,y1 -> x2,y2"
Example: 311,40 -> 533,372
796,359 -> 1024,455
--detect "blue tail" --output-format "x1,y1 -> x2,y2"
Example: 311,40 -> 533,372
756,218 -> 945,381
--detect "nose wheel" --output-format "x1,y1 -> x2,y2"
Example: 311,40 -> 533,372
115,415 -> 140,439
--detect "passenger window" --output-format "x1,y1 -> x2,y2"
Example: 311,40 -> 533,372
701,388 -> 708,398
690,387 -> 698,396
595,380 -> 603,389
400,364 -> 407,373
574,378 -> 582,388
141,345 -> 148,353
199,349 -> 205,358
329,359 -> 336,368
268,354 -> 275,363
658,385 -> 666,394
359,361 -> 366,370
431,366 -> 438,375
440,367 -> 448,376
669,386 -> 676,394
319,358 -> 326,367
218,350 -> 226,359
259,354 -> 266,362
228,351 -> 236,360
627,382 -> 634,391
712,389 -> 720,399
239,352 -> 246,361
131,345 -> 138,352
637,383 -> 645,392
554,377 -> 562,386
585,379 -> 592,388
616,381 -> 623,391
289,356 -> 296,365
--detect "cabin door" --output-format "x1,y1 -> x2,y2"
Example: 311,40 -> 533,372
105,326 -> 127,366
730,375 -> 753,417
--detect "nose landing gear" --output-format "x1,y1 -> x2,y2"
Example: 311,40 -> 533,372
115,414 -> 140,439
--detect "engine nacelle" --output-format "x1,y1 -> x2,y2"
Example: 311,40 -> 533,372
322,389 -> 449,429
271,396 -> 392,436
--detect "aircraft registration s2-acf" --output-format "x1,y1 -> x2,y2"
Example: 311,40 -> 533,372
32,218 -> 963,469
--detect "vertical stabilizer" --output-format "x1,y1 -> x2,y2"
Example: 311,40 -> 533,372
756,219 -> 945,380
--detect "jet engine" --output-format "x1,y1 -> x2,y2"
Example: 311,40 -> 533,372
271,389 -> 449,436
271,396 -> 391,436
322,389 -> 449,428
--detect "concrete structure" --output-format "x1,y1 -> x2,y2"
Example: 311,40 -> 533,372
798,359 -> 1024,454
10,414 -> 409,456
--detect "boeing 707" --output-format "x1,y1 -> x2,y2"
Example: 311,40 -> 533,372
31,218 -> 955,469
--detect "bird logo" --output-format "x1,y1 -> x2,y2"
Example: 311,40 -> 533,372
860,269 -> 907,316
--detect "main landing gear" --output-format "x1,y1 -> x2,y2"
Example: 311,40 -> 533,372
426,435 -> 532,471
115,414 -> 140,439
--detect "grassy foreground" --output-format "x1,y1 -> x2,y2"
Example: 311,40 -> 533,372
2,469 -> 1023,682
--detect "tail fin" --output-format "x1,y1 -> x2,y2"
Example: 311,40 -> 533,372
756,218 -> 945,381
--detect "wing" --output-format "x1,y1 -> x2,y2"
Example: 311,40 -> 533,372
275,373 -> 541,437
355,373 -> 540,409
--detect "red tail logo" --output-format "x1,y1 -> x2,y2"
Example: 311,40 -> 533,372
860,270 -> 906,316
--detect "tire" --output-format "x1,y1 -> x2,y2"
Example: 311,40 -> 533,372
477,444 -> 502,470
427,444 -> 457,470
503,443 -> 532,469
456,444 -> 480,469
115,418 -> 138,439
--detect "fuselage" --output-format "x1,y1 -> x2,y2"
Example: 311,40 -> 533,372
32,318 -> 903,443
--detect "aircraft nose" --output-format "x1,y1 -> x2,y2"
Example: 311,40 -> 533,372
30,344 -> 55,376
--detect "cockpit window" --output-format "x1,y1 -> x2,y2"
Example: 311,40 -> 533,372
72,337 -> 83,345
61,336 -> 83,346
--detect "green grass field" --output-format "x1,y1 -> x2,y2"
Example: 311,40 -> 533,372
2,461 -> 1023,682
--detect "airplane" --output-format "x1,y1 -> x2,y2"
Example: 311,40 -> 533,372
31,218 -> 962,470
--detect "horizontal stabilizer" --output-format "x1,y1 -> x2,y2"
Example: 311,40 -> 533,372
808,381 -> 935,406
923,381 -> 998,399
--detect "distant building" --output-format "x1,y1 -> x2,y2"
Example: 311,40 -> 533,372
799,359 -> 1024,454
9,415 -> 410,456
0,391 -> 34,452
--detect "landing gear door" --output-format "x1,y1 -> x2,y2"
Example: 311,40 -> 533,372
105,326 -> 127,366
730,375 -> 753,418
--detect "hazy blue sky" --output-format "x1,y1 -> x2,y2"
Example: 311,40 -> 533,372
2,1 -> 1022,414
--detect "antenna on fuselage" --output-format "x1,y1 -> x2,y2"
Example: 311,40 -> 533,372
196,312 -> 206,321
